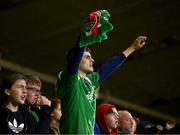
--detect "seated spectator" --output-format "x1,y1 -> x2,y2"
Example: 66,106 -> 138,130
118,110 -> 134,134
94,103 -> 119,135
0,73 -> 37,134
49,99 -> 62,135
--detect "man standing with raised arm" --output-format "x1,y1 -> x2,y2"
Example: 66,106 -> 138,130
56,10 -> 147,134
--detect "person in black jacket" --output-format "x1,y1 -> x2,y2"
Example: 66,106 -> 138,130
0,73 -> 37,134
24,74 -> 51,133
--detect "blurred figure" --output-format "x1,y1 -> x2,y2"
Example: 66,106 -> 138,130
136,120 -> 160,134
167,122 -> 180,134
136,119 -> 180,134
118,110 -> 134,134
0,73 -> 37,133
158,120 -> 180,134
94,103 -> 119,135
25,74 -> 51,133
165,120 -> 176,130
49,99 -> 62,135
130,117 -> 137,135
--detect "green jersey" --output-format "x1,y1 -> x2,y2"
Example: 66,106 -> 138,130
57,69 -> 100,134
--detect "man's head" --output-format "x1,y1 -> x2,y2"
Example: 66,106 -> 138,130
0,73 -> 27,106
25,75 -> 41,105
79,47 -> 94,74
118,110 -> 134,134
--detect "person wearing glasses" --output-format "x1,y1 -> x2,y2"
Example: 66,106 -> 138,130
24,74 -> 51,133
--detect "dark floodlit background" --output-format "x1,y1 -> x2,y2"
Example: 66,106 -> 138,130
0,0 -> 180,124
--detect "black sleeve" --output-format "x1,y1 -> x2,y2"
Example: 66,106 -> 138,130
34,105 -> 52,133
66,38 -> 85,75
26,111 -> 38,134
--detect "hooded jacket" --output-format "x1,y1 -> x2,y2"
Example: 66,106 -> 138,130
95,103 -> 118,135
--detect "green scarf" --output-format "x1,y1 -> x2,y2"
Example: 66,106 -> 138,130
80,10 -> 113,47
31,111 -> 39,123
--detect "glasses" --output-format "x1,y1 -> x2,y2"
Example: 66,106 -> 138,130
26,87 -> 41,95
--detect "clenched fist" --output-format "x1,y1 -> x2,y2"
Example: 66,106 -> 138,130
131,36 -> 147,50
36,95 -> 51,106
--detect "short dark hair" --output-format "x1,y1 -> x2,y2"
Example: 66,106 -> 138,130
67,47 -> 91,62
84,47 -> 91,53
0,73 -> 26,102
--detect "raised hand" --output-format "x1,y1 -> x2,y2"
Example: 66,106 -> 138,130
80,10 -> 113,47
131,36 -> 147,50
123,36 -> 147,57
36,95 -> 51,106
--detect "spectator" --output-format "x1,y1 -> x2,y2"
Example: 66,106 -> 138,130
0,73 -> 37,133
25,74 -> 51,133
136,120 -> 159,134
49,99 -> 62,135
56,10 -> 147,134
94,103 -> 119,135
118,110 -> 134,134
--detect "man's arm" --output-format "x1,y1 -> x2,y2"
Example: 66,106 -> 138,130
98,36 -> 147,83
97,53 -> 126,82
66,38 -> 85,75
65,9 -> 113,75
123,36 -> 147,57
35,96 -> 52,133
